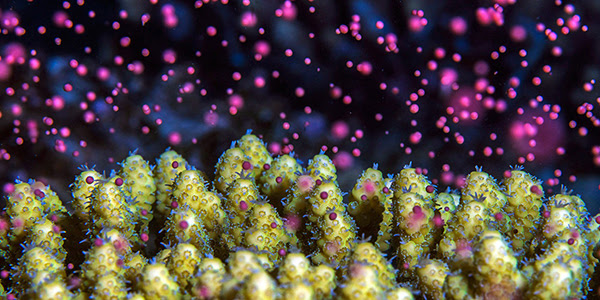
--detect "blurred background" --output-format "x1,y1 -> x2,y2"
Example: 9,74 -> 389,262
0,0 -> 599,213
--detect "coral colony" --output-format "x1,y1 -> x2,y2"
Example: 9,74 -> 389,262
0,0 -> 600,300
3,132 -> 600,299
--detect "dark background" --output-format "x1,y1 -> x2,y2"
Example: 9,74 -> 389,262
0,0 -> 599,213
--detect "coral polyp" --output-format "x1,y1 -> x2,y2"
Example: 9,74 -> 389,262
0,132 -> 599,299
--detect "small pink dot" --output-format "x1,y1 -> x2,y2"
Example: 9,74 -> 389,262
171,201 -> 178,209
315,179 -> 322,186
0,221 -> 8,231
34,189 -> 45,198
168,132 -> 182,145
115,178 -> 123,186
595,216 -> 600,224
320,191 -> 328,199
433,214 -> 444,227
239,200 -> 248,211
494,212 -> 503,221
331,121 -> 350,140
263,164 -> 270,170
94,238 -> 104,247
530,185 -> 542,195
426,185 -> 435,193
382,187 -> 390,194
254,76 -> 266,88
567,238 -> 575,245
141,233 -> 149,242
270,222 -> 277,228
242,161 -> 252,170
12,218 -> 23,228
278,248 -> 287,256
141,209 -> 148,216
276,177 -> 283,183
503,170 -> 512,178
543,210 -> 550,218
329,212 -> 337,220
179,220 -> 189,229
206,26 -> 217,36
172,161 -> 179,168
360,195 -> 367,201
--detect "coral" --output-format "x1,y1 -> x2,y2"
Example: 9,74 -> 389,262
277,252 -> 311,285
154,150 -> 189,217
308,264 -> 337,299
339,263 -> 385,299
237,132 -> 273,181
92,273 -> 127,300
88,180 -> 135,241
500,169 -> 544,256
170,169 -> 209,211
7,182 -> 44,242
70,169 -> 103,224
280,282 -> 315,300
26,218 -> 66,262
140,262 -> 181,299
190,257 -> 226,299
163,206 -> 212,256
167,242 -> 201,290
242,201 -> 291,265
307,154 -> 338,182
393,191 -> 438,278
241,270 -> 277,299
311,208 -> 356,266
222,177 -> 260,249
415,258 -> 448,299
118,153 -> 157,233
123,251 -> 146,288
472,230 -> 525,299
33,277 -> 72,300
258,154 -> 302,203
348,167 -> 387,240
214,146 -> 254,194
347,241 -> 396,289
18,246 -> 65,293
80,239 -> 124,291
1,132 -> 599,299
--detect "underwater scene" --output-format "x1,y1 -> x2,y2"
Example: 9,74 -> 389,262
0,0 -> 600,299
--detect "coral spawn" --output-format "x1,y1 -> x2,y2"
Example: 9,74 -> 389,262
1,132 -> 600,299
